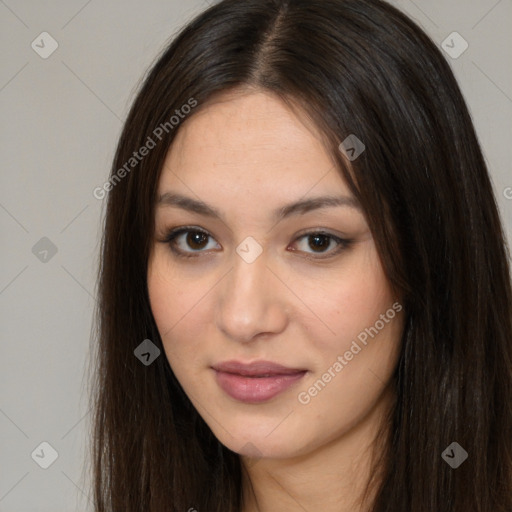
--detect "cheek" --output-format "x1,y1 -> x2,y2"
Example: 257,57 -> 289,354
305,244 -> 397,354
147,258 -> 197,354
147,263 -> 180,334
147,254 -> 218,378
295,245 -> 403,422
147,249 -> 207,330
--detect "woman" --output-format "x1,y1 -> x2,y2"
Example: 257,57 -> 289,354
90,0 -> 512,510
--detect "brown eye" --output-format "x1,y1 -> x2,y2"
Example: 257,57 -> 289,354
162,227 -> 221,258
186,231 -> 209,250
292,232 -> 351,258
307,234 -> 332,253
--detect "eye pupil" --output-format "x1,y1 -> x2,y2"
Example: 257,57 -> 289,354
187,231 -> 208,250
309,234 -> 330,252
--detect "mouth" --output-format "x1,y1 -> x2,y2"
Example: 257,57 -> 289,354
212,360 -> 307,403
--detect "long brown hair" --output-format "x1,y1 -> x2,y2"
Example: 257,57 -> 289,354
89,0 -> 512,510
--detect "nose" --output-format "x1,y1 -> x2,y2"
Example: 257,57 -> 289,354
215,248 -> 288,344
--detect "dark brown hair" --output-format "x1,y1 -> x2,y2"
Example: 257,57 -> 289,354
89,0 -> 512,510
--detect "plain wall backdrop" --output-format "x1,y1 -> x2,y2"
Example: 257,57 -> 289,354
1,0 -> 511,510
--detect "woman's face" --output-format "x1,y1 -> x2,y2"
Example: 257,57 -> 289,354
147,89 -> 404,461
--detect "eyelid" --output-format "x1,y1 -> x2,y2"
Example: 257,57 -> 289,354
159,226 -> 352,260
161,226 -> 220,258
290,230 -> 352,260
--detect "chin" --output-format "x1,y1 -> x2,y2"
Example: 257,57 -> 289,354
211,418 -> 313,461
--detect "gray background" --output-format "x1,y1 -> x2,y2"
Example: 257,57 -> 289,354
1,0 -> 511,510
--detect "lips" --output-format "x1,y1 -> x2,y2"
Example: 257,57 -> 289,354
212,360 -> 307,403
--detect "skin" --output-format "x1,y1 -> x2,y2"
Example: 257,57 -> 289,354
147,87 -> 405,512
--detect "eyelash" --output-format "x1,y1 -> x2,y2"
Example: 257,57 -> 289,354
159,226 -> 352,261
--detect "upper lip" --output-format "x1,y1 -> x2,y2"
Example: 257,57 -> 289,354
212,360 -> 307,377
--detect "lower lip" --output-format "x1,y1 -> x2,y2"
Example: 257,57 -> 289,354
214,370 -> 307,403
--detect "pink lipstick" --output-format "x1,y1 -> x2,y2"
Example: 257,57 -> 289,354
212,360 -> 307,403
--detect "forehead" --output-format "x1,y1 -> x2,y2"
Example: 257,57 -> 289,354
159,89 -> 348,197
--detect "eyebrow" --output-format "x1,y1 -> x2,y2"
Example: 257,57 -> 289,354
156,192 -> 361,222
